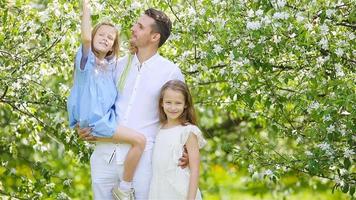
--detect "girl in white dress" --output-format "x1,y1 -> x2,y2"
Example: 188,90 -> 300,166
149,80 -> 207,200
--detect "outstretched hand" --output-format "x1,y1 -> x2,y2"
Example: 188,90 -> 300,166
178,145 -> 189,169
76,124 -> 97,142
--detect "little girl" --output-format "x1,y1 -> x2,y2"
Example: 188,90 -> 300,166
67,1 -> 143,199
149,80 -> 206,200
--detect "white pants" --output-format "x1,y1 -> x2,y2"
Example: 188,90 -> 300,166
90,143 -> 153,200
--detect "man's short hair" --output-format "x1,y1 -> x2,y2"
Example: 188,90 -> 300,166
145,8 -> 172,47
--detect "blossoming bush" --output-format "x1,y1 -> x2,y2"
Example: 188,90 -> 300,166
0,0 -> 354,199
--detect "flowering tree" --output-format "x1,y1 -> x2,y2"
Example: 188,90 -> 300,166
0,0 -> 354,199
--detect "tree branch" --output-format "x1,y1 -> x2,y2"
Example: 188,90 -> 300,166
185,64 -> 227,75
0,86 -> 8,100
166,0 -> 182,23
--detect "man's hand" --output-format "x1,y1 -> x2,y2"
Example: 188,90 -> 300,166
178,145 -> 189,168
76,124 -> 97,142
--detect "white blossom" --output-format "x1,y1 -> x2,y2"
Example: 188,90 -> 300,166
335,48 -> 344,57
246,21 -> 261,30
318,38 -> 328,50
45,183 -> 55,191
38,10 -> 50,23
292,130 -> 297,135
256,9 -> 263,16
261,16 -> 272,25
265,169 -> 274,177
344,148 -> 354,158
189,64 -> 198,71
276,0 -> 286,8
305,151 -> 313,156
34,192 -> 43,198
296,13 -> 305,22
326,124 -> 335,133
232,39 -> 241,47
1,161 -> 8,167
229,51 -> 235,61
307,101 -> 320,113
322,114 -> 331,122
207,34 -> 216,42
213,44 -> 223,54
273,35 -> 281,43
248,42 -> 255,49
304,23 -> 313,30
273,12 -> 289,20
318,142 -> 332,153
188,7 -> 196,16
340,110 -> 350,115
199,8 -> 206,15
340,168 -> 348,176
10,168 -> 16,174
335,63 -> 345,77
63,179 -> 72,186
129,2 -> 142,10
326,9 -> 336,17
200,51 -> 207,59
252,171 -> 262,180
247,9 -> 254,18
248,164 -> 255,173
212,0 -> 220,4
12,81 -> 21,90
220,68 -> 227,75
57,192 -> 70,200
289,33 -> 296,38
319,24 -> 329,35
296,136 -> 303,144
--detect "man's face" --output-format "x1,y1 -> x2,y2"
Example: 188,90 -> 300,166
130,14 -> 158,48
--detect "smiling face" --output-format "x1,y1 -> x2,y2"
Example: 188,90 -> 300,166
161,88 -> 186,124
92,25 -> 117,55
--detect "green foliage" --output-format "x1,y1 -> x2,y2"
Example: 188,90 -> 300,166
0,0 -> 354,199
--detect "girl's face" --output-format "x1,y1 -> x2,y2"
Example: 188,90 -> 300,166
162,88 -> 186,123
93,25 -> 116,54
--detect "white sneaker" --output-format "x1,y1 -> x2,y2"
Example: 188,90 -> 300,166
112,187 -> 135,200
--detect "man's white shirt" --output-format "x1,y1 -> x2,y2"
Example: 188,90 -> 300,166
113,53 -> 184,163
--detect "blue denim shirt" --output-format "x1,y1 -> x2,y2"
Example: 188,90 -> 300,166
67,46 -> 118,137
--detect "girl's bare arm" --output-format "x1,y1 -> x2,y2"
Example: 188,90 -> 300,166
185,133 -> 200,200
81,0 -> 91,66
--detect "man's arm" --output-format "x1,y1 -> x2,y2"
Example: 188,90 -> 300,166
76,124 -> 121,143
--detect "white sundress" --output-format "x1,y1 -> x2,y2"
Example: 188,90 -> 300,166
149,124 -> 207,200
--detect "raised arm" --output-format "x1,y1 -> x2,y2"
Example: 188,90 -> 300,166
81,0 -> 91,62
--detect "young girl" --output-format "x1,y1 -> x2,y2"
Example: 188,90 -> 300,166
149,80 -> 206,200
67,1 -> 143,199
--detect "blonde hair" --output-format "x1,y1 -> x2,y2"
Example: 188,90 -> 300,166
91,22 -> 120,59
158,80 -> 197,126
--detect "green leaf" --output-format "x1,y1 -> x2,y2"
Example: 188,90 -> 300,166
344,158 -> 351,169
342,184 -> 349,193
349,186 -> 355,196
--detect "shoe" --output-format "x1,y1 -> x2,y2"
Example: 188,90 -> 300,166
112,187 -> 135,200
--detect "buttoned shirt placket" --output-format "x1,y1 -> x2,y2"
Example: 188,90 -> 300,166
123,62 -> 142,124
112,61 -> 143,164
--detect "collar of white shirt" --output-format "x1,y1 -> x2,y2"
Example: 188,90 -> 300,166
132,52 -> 160,68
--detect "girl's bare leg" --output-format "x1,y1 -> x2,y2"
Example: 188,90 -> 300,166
112,125 -> 146,182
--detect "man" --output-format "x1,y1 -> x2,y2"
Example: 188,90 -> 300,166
78,8 -> 186,200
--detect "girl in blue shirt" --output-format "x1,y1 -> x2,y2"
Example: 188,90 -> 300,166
67,0 -> 144,198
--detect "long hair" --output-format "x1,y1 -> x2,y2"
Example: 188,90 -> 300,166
158,80 -> 197,126
91,22 -> 120,59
